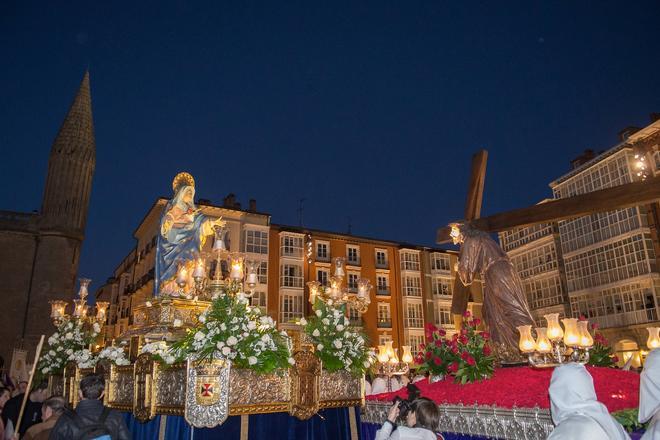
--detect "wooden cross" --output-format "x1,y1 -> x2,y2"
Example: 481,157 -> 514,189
440,148 -> 660,323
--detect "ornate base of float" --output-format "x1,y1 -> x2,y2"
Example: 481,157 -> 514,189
51,348 -> 364,429
363,400 -> 553,440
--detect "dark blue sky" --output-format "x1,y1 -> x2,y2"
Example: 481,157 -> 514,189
1,1 -> 659,291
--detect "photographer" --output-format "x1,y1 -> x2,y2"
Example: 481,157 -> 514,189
375,397 -> 442,440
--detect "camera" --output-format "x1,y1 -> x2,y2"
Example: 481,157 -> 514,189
392,383 -> 421,420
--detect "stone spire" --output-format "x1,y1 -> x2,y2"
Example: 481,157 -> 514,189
40,70 -> 96,237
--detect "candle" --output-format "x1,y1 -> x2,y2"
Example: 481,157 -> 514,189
562,318 -> 580,347
577,321 -> 594,348
544,313 -> 564,341
535,327 -> 552,353
517,325 -> 536,353
647,327 -> 660,349
401,346 -> 413,364
229,254 -> 244,280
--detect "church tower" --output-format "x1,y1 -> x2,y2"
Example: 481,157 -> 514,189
40,70 -> 96,237
21,71 -> 96,350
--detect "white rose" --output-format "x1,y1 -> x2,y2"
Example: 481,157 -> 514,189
220,323 -> 227,331
317,344 -> 324,351
222,346 -> 231,356
312,329 -> 320,337
315,310 -> 322,317
216,341 -> 225,349
198,315 -> 206,323
49,350 -> 56,356
288,357 -> 295,365
363,361 -> 371,368
227,336 -> 238,346
333,340 -> 343,349
299,318 -> 307,326
66,349 -> 73,355
41,367 -> 49,374
248,356 -> 257,365
173,319 -> 183,328
336,325 -> 344,331
322,318 -> 330,325
247,321 -> 256,330
93,323 -> 101,333
65,332 -> 73,340
194,331 -> 205,341
242,332 -> 249,338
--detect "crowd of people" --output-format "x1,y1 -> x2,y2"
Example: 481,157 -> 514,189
0,373 -> 129,440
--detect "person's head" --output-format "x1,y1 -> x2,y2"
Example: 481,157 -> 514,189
41,396 -> 66,421
29,381 -> 49,403
79,374 -> 105,401
406,397 -> 440,430
18,380 -> 28,394
0,387 -> 10,407
640,348 -> 660,423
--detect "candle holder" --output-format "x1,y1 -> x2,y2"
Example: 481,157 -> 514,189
518,314 -> 593,368
374,342 -> 410,392
306,257 -> 371,314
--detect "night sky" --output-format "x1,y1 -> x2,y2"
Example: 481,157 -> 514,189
1,2 -> 659,292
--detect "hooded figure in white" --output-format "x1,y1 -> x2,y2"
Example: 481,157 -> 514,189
640,349 -> 660,439
548,363 -> 630,440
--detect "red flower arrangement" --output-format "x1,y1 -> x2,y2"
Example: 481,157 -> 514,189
367,366 -> 639,414
416,311 -> 495,384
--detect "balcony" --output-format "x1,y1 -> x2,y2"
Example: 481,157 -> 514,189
377,319 -> 392,328
375,261 -> 389,269
377,288 -> 390,296
316,253 -> 330,262
280,247 -> 303,258
347,257 -> 361,266
349,317 -> 363,327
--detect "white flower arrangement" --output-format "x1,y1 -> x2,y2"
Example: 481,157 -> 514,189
168,293 -> 293,373
39,317 -> 101,375
141,341 -> 176,365
97,345 -> 130,366
303,300 -> 375,376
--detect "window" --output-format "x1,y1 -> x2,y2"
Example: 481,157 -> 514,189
379,334 -> 392,346
347,272 -> 359,292
245,230 -> 268,254
251,291 -> 267,313
280,264 -> 303,288
281,235 -> 303,258
405,303 -> 424,328
432,277 -> 452,297
433,304 -> 453,327
401,252 -> 420,271
280,293 -> 303,322
347,246 -> 360,265
431,254 -> 451,272
378,303 -> 391,327
256,262 -> 268,284
316,241 -> 329,261
407,334 -> 425,350
376,275 -> 389,295
317,268 -> 329,286
348,305 -> 361,325
375,249 -> 388,267
403,276 -> 422,297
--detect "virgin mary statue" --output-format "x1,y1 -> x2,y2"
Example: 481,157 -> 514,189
155,172 -> 224,296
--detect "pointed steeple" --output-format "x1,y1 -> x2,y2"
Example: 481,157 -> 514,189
41,71 -> 96,236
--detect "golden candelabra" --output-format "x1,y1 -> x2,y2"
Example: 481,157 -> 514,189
49,278 -> 109,328
374,341 -> 412,392
306,257 -> 372,313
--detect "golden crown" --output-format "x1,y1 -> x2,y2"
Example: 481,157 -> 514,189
172,172 -> 195,192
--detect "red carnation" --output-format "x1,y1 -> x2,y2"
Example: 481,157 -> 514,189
451,345 -> 459,354
452,333 -> 459,341
612,355 -> 619,363
438,328 -> 446,336
461,328 -> 468,336
448,362 -> 459,373
473,318 -> 481,326
459,335 -> 468,345
425,323 -> 438,332
483,345 -> 492,356
434,339 -> 443,347
481,332 -> 490,341
433,357 -> 442,366
591,323 -> 599,330
579,315 -> 587,321
425,351 -> 432,360
466,355 -> 476,366
463,310 -> 471,318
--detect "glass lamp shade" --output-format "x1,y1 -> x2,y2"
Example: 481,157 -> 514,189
535,327 -> 553,353
50,300 -> 67,319
647,327 -> 660,349
562,318 -> 580,347
307,281 -> 321,305
577,321 -> 594,348
95,301 -> 109,322
357,278 -> 372,299
389,352 -> 400,365
244,260 -> 259,289
73,298 -> 88,319
329,276 -> 343,300
78,278 -> 91,301
212,225 -> 227,252
229,254 -> 244,281
377,345 -> 389,363
384,341 -> 395,359
401,345 -> 413,364
333,257 -> 346,278
192,258 -> 206,280
517,325 -> 536,353
544,313 -> 564,341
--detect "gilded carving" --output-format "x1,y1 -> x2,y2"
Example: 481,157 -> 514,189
228,368 -> 289,407
319,370 -> 363,402
133,353 -> 156,422
63,361 -> 79,407
289,349 -> 321,420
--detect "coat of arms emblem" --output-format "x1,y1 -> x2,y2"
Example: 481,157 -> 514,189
185,355 -> 231,428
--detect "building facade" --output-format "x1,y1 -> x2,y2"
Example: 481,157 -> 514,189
0,72 -> 95,364
500,117 -> 660,362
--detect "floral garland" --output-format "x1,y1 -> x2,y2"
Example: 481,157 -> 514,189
167,292 -> 293,373
39,319 -> 101,375
300,299 -> 374,376
416,311 -> 494,384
